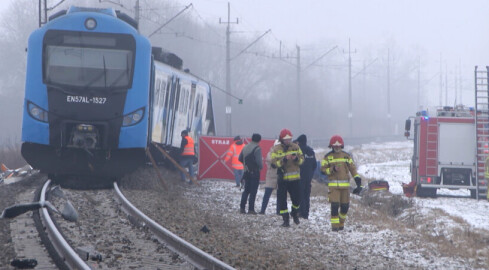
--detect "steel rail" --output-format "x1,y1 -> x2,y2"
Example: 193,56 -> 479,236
113,182 -> 234,270
39,180 -> 91,270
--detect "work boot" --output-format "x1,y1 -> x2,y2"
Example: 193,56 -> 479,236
248,210 -> 257,215
332,227 -> 340,232
292,213 -> 300,225
281,214 -> 290,227
240,208 -> 246,214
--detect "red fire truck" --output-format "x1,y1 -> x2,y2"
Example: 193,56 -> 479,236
404,105 -> 488,198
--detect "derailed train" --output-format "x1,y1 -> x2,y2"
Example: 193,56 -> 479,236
21,6 -> 215,179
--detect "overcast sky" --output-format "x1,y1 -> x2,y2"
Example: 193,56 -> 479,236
189,0 -> 489,106
190,0 -> 488,62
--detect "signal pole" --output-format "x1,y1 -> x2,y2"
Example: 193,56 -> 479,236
220,3 -> 238,136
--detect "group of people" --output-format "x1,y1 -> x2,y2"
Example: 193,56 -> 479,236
223,129 -> 362,230
179,128 -> 363,231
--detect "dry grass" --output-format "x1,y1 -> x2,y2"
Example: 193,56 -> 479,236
360,189 -> 413,217
353,191 -> 489,267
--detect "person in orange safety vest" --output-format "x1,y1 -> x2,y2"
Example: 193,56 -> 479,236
321,135 -> 362,231
224,136 -> 245,187
179,130 -> 196,184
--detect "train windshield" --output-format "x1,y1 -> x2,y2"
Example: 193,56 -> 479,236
43,30 -> 136,90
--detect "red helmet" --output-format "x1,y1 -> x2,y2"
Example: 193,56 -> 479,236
329,135 -> 344,148
279,128 -> 293,140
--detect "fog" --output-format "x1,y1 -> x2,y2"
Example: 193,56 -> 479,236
0,0 -> 487,145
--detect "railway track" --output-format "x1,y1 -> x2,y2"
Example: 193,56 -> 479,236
33,179 -> 233,270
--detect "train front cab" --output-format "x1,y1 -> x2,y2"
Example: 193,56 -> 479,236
21,7 -> 152,178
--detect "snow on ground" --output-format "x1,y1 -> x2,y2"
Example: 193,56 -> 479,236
186,140 -> 489,268
353,140 -> 489,230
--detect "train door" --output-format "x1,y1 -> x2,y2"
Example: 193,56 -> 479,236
190,84 -> 206,135
188,83 -> 196,131
166,76 -> 179,146
171,79 -> 191,146
151,77 -> 162,142
204,84 -> 215,135
160,78 -> 171,144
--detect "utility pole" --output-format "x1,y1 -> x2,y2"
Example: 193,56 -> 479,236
297,45 -> 301,131
445,63 -> 448,106
347,39 -> 355,136
387,48 -> 391,134
220,3 -> 238,136
439,54 -> 443,106
417,56 -> 421,111
134,0 -> 140,26
459,59 -> 463,104
38,0 -> 48,27
454,65 -> 457,104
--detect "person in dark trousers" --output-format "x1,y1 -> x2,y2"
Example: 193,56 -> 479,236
238,133 -> 263,214
259,139 -> 280,215
321,135 -> 362,231
271,129 -> 304,227
224,136 -> 245,187
179,130 -> 195,183
296,134 -> 317,219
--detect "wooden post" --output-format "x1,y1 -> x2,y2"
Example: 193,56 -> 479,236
145,148 -> 168,190
151,142 -> 199,185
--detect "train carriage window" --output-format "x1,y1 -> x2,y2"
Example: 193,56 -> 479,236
184,89 -> 189,114
160,79 -> 167,106
155,78 -> 161,104
194,94 -> 201,117
179,89 -> 185,113
199,95 -> 203,115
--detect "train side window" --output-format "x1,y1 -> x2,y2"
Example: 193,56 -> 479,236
194,94 -> 201,117
179,87 -> 185,113
155,78 -> 161,104
184,89 -> 189,114
175,84 -> 180,112
160,79 -> 167,106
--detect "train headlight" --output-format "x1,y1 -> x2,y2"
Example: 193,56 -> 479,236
27,101 -> 48,122
85,18 -> 97,30
122,107 -> 144,126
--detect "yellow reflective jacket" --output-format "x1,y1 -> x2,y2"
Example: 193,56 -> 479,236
321,150 -> 359,188
270,142 -> 304,181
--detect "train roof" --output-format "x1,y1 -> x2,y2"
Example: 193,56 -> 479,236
154,60 -> 209,88
48,6 -> 138,30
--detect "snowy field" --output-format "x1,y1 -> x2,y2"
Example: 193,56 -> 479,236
351,140 -> 489,230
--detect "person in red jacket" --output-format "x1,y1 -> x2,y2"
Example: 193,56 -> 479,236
224,136 -> 245,187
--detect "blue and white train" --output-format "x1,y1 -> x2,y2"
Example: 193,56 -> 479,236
21,6 -> 215,179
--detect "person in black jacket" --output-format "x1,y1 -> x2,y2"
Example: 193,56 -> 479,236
238,133 -> 263,214
296,134 -> 317,219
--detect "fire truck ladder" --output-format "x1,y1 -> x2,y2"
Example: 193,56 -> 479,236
474,66 -> 489,200
426,120 -> 438,177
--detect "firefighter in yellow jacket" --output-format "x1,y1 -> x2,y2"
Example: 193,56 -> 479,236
271,129 -> 304,227
321,135 -> 362,231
